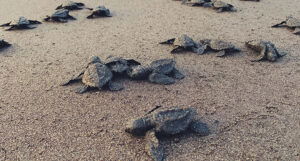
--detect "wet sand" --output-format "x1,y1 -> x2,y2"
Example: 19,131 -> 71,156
0,0 -> 300,160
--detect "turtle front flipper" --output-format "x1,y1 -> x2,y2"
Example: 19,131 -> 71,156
215,50 -> 226,57
251,45 -> 267,62
0,22 -> 11,27
145,131 -> 165,161
108,81 -> 124,91
271,21 -> 286,28
61,71 -> 84,86
189,120 -> 210,136
159,38 -> 175,45
171,46 -> 186,53
75,85 -> 91,94
55,4 -> 63,10
86,14 -> 94,19
43,16 -> 51,22
28,20 -> 42,24
292,27 -> 300,35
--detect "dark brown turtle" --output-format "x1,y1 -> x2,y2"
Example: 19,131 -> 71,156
61,56 -> 122,93
44,9 -> 76,22
0,17 -> 41,31
0,39 -> 11,50
87,6 -> 112,19
200,39 -> 240,57
272,16 -> 300,35
245,40 -> 287,62
56,1 -> 90,10
125,107 -> 210,161
148,59 -> 185,85
160,34 -> 206,54
211,0 -> 236,12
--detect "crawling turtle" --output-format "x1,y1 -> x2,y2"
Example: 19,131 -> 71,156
0,39 -> 11,50
148,59 -> 185,85
0,17 -> 41,31
125,107 -> 210,161
272,16 -> 300,35
211,0 -> 236,12
44,9 -> 76,22
182,0 -> 213,7
87,6 -> 112,19
245,40 -> 287,62
105,56 -> 141,74
200,39 -> 240,57
56,1 -> 90,10
61,56 -> 124,93
160,34 -> 206,54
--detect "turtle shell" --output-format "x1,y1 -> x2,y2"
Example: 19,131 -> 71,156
173,34 -> 196,48
286,17 -> 300,27
52,9 -> 71,18
152,108 -> 196,135
212,0 -> 229,8
82,62 -> 113,88
150,59 -> 175,74
10,17 -> 30,26
94,6 -> 111,16
208,39 -> 235,51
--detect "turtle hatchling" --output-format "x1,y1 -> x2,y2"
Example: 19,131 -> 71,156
0,39 -> 11,50
44,9 -> 76,22
160,34 -> 206,54
56,1 -> 90,10
125,107 -> 210,161
200,39 -> 240,57
61,56 -> 124,93
272,16 -> 300,35
87,6 -> 112,19
211,0 -> 236,12
148,59 -> 185,85
245,40 -> 287,62
0,17 -> 41,31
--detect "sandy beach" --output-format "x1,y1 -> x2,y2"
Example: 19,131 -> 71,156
0,0 -> 300,160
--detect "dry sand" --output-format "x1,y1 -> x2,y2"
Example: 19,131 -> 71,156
0,0 -> 300,160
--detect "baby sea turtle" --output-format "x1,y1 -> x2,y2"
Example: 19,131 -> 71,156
44,9 -> 76,22
125,107 -> 210,161
160,34 -> 206,54
182,0 -> 213,7
245,40 -> 287,62
148,59 -> 185,85
211,0 -> 236,12
0,17 -> 41,31
200,39 -> 240,57
0,39 -> 11,50
272,16 -> 300,35
87,6 -> 112,19
61,56 -> 121,93
56,1 -> 89,10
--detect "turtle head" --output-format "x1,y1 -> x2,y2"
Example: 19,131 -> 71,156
89,56 -> 102,64
125,117 -> 154,136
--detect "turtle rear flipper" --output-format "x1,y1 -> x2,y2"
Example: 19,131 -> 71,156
215,50 -> 226,57
159,38 -> 175,45
292,27 -> 300,34
0,22 -> 11,27
145,131 -> 165,161
189,120 -> 210,136
75,85 -> 91,94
